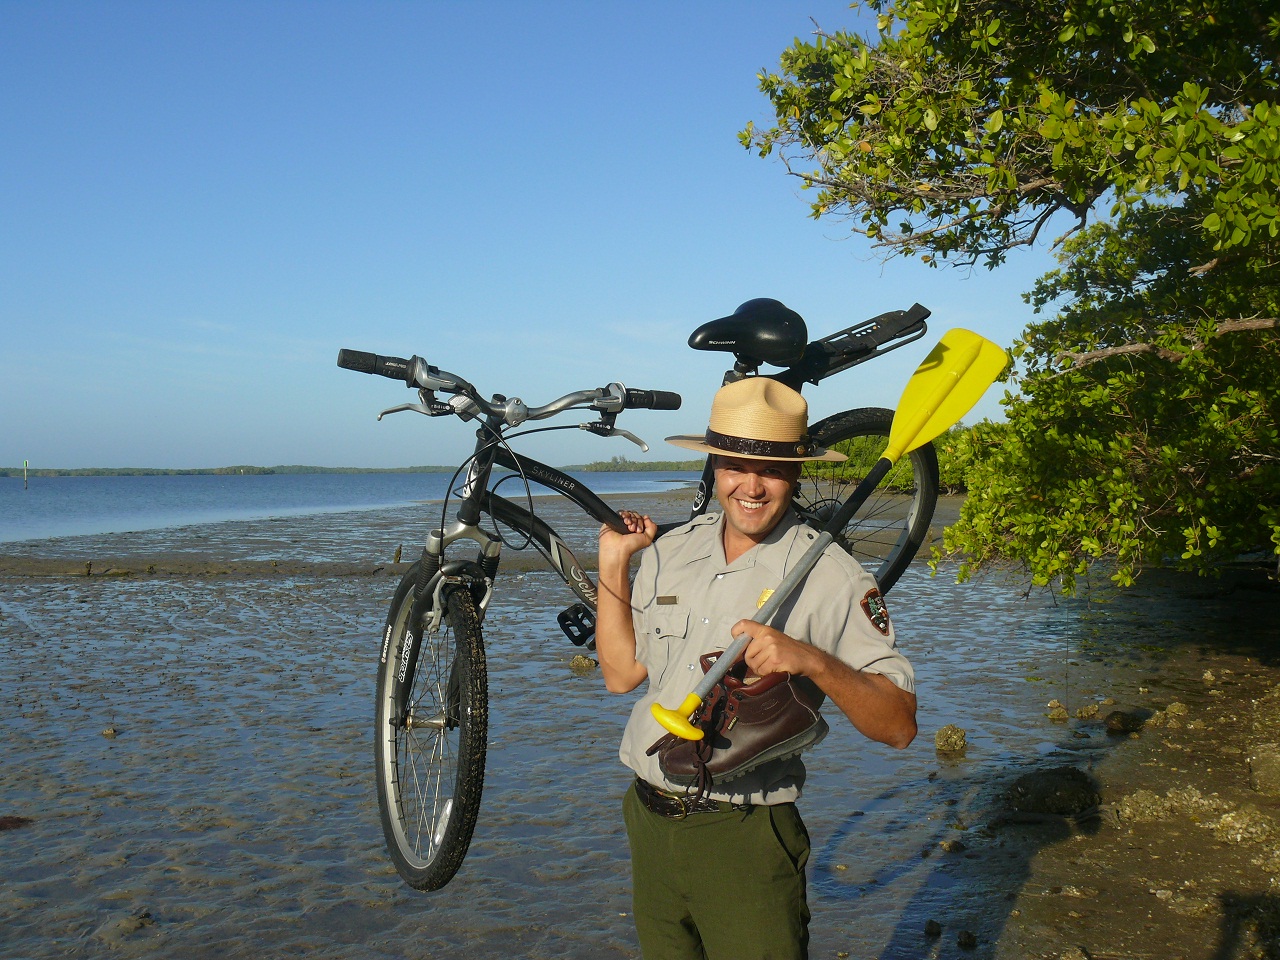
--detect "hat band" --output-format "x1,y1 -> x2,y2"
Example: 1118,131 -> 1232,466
704,428 -> 815,459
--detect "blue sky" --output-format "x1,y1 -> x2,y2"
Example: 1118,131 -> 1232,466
2,1 -> 1054,469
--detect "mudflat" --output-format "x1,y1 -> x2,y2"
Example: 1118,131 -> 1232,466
2,493 -> 1278,959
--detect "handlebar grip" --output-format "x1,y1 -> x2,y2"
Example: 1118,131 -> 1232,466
337,349 -> 413,384
625,388 -> 682,411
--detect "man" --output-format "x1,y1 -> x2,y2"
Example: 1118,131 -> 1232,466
596,376 -> 917,960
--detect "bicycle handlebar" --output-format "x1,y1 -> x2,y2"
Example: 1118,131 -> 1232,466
337,348 -> 681,426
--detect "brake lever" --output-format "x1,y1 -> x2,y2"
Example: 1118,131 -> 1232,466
613,428 -> 650,453
580,421 -> 649,452
377,399 -> 454,420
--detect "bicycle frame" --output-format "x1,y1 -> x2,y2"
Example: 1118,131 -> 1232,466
402,422 -> 627,633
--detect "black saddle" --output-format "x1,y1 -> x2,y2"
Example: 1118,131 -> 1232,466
688,298 -> 808,368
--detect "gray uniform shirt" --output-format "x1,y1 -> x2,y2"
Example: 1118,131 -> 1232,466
618,509 -> 914,806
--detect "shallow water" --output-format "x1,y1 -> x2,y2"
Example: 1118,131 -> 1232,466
0,470 -> 698,544
2,504 -> 1277,958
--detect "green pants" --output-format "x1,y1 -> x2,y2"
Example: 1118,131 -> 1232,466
623,783 -> 811,960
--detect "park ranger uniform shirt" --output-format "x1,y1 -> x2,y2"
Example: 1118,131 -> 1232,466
618,509 -> 914,806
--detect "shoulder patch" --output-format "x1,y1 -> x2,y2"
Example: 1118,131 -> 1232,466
860,588 -> 891,636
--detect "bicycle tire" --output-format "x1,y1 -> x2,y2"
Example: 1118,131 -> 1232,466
375,565 -> 488,891
796,406 -> 940,594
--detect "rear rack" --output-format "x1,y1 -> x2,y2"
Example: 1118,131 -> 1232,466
776,303 -> 930,389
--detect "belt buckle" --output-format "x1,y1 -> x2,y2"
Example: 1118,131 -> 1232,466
651,783 -> 690,820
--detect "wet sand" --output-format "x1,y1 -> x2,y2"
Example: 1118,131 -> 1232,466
2,494 -> 1280,959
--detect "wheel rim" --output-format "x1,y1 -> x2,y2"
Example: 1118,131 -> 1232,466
381,613 -> 461,871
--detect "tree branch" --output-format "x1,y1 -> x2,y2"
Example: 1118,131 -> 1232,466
1216,317 -> 1280,335
1055,317 -> 1280,370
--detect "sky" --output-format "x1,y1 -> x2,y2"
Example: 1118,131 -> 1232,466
2,1 -> 1057,470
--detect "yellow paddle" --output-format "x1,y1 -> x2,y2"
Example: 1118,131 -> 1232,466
650,328 -> 1008,740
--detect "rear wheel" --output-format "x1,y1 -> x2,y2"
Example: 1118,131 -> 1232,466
375,566 -> 488,890
796,406 -> 940,593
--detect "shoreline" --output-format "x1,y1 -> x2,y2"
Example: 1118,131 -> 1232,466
994,614 -> 1280,959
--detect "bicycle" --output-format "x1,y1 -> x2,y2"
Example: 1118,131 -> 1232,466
337,298 -> 939,891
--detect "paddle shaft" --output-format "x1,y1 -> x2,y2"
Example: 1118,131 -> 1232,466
686,456 -> 894,702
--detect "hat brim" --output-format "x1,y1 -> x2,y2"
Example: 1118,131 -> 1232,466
666,435 -> 847,463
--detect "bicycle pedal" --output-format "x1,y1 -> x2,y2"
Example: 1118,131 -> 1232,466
558,603 -> 596,649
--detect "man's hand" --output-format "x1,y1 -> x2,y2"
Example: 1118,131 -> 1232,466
598,510 -> 657,570
732,619 -> 917,750
736,621 -> 823,678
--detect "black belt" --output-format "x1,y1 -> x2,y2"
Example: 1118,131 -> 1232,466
634,778 -> 753,819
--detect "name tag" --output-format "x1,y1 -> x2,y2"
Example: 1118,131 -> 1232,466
657,595 -> 679,605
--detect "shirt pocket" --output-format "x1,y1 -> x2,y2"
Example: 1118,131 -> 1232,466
639,605 -> 690,688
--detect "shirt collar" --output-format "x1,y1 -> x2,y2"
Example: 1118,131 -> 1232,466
685,509 -> 803,575
745,509 -> 804,579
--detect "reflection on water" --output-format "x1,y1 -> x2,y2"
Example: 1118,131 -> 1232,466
1,505 -> 1277,959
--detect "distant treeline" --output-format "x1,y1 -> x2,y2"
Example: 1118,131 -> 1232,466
0,465 -> 458,478
562,456 -> 703,472
1,459 -> 702,478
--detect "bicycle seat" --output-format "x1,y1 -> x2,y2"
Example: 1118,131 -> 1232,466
688,299 -> 809,367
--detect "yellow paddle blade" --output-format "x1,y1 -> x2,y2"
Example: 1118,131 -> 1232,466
882,328 -> 1007,463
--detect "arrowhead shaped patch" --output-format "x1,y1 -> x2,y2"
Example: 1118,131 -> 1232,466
860,588 -> 891,636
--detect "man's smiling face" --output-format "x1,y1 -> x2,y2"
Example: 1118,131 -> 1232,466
713,455 -> 801,550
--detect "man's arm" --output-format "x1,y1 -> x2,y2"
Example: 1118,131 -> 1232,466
734,620 -> 917,749
594,510 -> 656,694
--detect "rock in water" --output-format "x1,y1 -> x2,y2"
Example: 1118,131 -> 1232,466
935,724 -> 967,753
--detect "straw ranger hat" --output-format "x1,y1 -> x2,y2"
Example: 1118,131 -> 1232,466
666,377 -> 846,463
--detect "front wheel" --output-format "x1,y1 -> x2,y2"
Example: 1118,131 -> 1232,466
796,407 -> 940,594
375,565 -> 488,890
